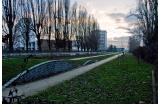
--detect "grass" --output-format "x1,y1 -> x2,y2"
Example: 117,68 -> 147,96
65,54 -> 117,65
2,53 -> 117,85
33,53 -> 107,60
2,58 -> 48,85
22,54 -> 153,104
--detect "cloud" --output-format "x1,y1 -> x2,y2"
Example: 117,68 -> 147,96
107,13 -> 126,24
116,26 -> 130,30
113,36 -> 129,41
124,15 -> 137,24
115,19 -> 122,23
126,31 -> 134,34
107,13 -> 137,24
116,26 -> 134,35
108,36 -> 130,49
86,1 -> 96,7
107,13 -> 126,19
85,1 -> 97,14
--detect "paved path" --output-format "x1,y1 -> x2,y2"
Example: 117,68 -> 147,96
2,54 -> 122,98
69,53 -> 117,60
2,52 -> 103,57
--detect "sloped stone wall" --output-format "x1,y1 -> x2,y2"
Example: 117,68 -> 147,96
3,60 -> 73,88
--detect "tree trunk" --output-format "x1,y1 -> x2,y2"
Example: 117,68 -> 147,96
26,31 -> 29,53
26,43 -> 28,53
77,42 -> 79,52
37,35 -> 41,52
48,30 -> 51,51
9,27 -> 13,52
68,40 -> 71,52
8,0 -> 13,52
49,40 -> 51,51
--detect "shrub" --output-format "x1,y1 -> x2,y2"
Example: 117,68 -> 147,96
133,43 -> 157,67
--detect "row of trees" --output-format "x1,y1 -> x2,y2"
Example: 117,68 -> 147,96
2,0 -> 99,52
128,1 -> 158,101
128,35 -> 140,53
128,0 -> 158,57
108,44 -> 117,52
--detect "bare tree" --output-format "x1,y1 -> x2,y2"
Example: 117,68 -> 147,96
128,35 -> 140,53
87,16 -> 99,51
14,18 -> 33,52
78,6 -> 87,51
53,0 -> 65,51
30,0 -> 47,52
53,0 -> 58,51
2,0 -> 20,52
44,0 -> 54,51
88,30 -> 100,51
63,0 -> 71,51
81,8 -> 88,51
14,0 -> 33,52
108,44 -> 117,52
85,14 -> 92,51
129,0 -> 157,46
70,2 -> 79,51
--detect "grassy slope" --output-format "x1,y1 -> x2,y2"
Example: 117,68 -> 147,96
2,54 -> 116,85
65,54 -> 116,65
23,54 -> 153,104
2,58 -> 48,85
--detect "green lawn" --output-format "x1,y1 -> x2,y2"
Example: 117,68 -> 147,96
2,58 -> 48,85
65,54 -> 116,65
2,53 -> 117,85
2,55 -> 117,84
22,54 -> 153,104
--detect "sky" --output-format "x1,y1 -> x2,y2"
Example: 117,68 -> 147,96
70,0 -> 138,49
70,0 -> 137,39
0,0 -> 138,49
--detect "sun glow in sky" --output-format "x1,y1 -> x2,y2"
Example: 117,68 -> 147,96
71,0 -> 137,38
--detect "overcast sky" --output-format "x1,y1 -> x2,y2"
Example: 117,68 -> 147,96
70,0 -> 137,39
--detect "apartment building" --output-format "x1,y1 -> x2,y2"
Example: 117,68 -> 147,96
93,30 -> 107,51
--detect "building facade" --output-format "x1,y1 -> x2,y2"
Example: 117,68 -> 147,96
93,30 -> 107,51
13,32 -> 38,50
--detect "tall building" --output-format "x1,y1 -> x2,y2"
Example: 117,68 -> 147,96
93,30 -> 107,51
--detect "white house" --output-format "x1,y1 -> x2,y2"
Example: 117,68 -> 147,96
14,31 -> 38,50
13,18 -> 39,50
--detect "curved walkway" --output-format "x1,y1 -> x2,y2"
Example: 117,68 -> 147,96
69,53 -> 117,60
2,54 -> 122,97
